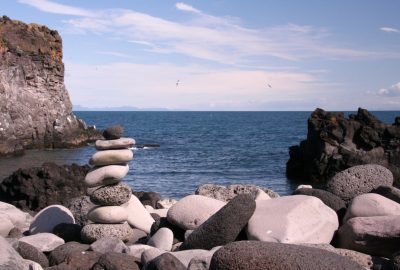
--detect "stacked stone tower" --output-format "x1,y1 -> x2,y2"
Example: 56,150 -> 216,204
81,126 -> 136,243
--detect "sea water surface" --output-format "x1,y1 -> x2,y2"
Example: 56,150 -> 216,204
0,111 -> 398,199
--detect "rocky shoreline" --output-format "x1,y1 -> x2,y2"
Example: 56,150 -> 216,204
1,128 -> 400,270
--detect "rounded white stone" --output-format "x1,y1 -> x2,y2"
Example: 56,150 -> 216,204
89,149 -> 133,166
88,206 -> 128,224
95,138 -> 136,150
84,164 -> 129,187
29,205 -> 75,234
147,227 -> 174,251
123,195 -> 155,234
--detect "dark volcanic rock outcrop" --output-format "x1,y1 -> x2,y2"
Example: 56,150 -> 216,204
0,162 -> 89,212
0,16 -> 100,156
286,108 -> 400,185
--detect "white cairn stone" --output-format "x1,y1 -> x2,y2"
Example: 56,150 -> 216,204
147,227 -> 174,251
85,164 -> 129,187
167,195 -> 226,230
95,137 -> 136,150
19,233 -> 65,252
29,204 -> 75,234
124,195 -> 155,234
246,195 -> 338,244
88,206 -> 128,224
89,149 -> 133,166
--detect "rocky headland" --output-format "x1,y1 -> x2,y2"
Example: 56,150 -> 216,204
0,16 -> 101,156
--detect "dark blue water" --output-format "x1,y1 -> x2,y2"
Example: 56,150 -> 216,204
1,111 -> 398,199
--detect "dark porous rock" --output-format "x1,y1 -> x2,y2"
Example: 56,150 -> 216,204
49,241 -> 89,266
293,188 -> 347,221
209,241 -> 365,270
372,185 -> 400,204
195,184 -> 279,202
45,263 -> 75,270
133,191 -> 162,209
53,223 -> 82,242
337,215 -> 400,257
391,250 -> 400,270
151,217 -> 185,244
286,108 -> 400,186
327,164 -> 393,202
64,250 -> 101,270
180,194 -> 256,250
103,125 -> 124,140
125,228 -> 148,245
81,223 -> 134,244
91,252 -> 140,270
89,237 -> 129,254
144,253 -> 186,270
90,183 -> 131,206
67,196 -> 95,226
0,162 -> 89,212
16,241 -> 49,268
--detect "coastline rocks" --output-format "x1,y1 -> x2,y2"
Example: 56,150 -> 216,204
167,195 -> 226,230
49,242 -> 90,266
19,233 -> 65,252
125,194 -> 155,234
89,237 -> 129,254
87,206 -> 128,224
180,194 -> 256,250
67,196 -> 95,226
80,223 -> 134,243
246,195 -> 338,244
84,165 -> 129,187
343,193 -> 400,222
0,236 -> 43,270
92,252 -> 140,270
89,149 -> 133,166
95,137 -> 135,150
144,253 -> 186,270
16,241 -> 49,268
209,241 -> 364,270
327,164 -> 393,202
338,215 -> 400,257
195,184 -> 279,202
147,227 -> 174,251
90,183 -> 131,206
133,191 -> 162,209
103,125 -> 124,140
29,205 -> 75,234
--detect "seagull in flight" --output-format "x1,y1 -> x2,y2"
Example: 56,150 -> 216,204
267,83 -> 272,88
176,80 -> 180,87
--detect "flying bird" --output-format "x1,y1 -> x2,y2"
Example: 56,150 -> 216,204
176,80 -> 180,87
267,83 -> 272,88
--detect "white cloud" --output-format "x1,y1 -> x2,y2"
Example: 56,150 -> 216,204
18,0 -> 93,17
380,27 -> 399,33
96,51 -> 135,59
175,2 -> 201,14
375,82 -> 400,97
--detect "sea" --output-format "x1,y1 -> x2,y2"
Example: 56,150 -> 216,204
0,111 -> 398,199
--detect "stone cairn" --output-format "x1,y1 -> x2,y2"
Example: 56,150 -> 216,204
80,125 -> 136,243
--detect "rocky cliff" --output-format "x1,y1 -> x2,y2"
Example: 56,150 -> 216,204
0,16 -> 100,156
286,108 -> 400,186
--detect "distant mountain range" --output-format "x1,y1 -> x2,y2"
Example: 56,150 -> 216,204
73,105 -> 169,111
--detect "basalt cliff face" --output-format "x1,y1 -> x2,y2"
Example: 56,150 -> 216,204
286,108 -> 400,186
0,16 -> 100,156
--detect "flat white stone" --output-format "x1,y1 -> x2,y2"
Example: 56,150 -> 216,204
246,195 -> 338,244
124,195 -> 155,234
88,206 -> 128,223
19,233 -> 65,252
95,137 -> 136,150
85,164 -> 129,187
147,227 -> 173,251
89,149 -> 133,166
29,204 -> 75,234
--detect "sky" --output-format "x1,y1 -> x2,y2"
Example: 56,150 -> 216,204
2,0 -> 400,111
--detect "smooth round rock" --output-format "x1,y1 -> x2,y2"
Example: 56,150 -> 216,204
88,206 -> 128,224
145,253 -> 186,270
29,205 -> 75,235
0,236 -> 38,270
92,252 -> 140,270
103,125 -> 124,140
327,164 -> 393,202
64,250 -> 102,270
209,241 -> 365,270
89,237 -> 129,254
89,149 -> 133,166
16,241 -> 49,268
81,223 -> 134,244
141,247 -> 166,265
85,164 -> 129,188
147,227 -> 174,251
343,193 -> 400,222
246,195 -> 338,244
180,194 -> 256,250
372,185 -> 400,204
19,233 -> 65,252
90,183 -> 131,206
124,195 -> 155,234
167,195 -> 226,230
95,137 -> 135,150
49,241 -> 90,266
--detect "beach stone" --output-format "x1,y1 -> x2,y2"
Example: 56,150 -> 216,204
195,184 -> 279,202
95,137 -> 135,150
327,164 -> 393,202
103,125 -> 124,140
181,194 -> 256,250
7,227 -> 24,238
88,205 -> 128,223
46,262 -> 75,270
246,195 -> 338,244
209,241 -> 365,270
149,208 -> 169,217
90,183 -> 131,206
16,241 -> 49,268
0,201 -> 31,229
141,247 -> 166,265
144,253 -> 186,270
53,223 -> 82,242
125,194 -> 155,234
254,189 -> 271,200
172,249 -> 211,268
92,252 -> 140,270
338,215 -> 400,257
372,185 -> 400,204
343,193 -> 400,222
293,188 -> 347,221
188,248 -> 220,270
125,228 -> 148,245
147,227 -> 174,251
49,241 -> 89,266
0,215 -> 14,237
67,195 -> 95,226
81,223 -> 134,243
133,191 -> 162,209
151,216 -> 185,243
85,164 -> 129,187
156,198 -> 178,209
64,250 -> 101,270
89,149 -> 133,166
126,244 -> 154,260
19,233 -> 65,252
0,236 -> 39,270
167,195 -> 226,230
332,249 -> 374,269
90,237 -> 129,254
29,205 -> 75,234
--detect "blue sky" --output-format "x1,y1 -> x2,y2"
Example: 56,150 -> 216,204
2,0 -> 400,110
